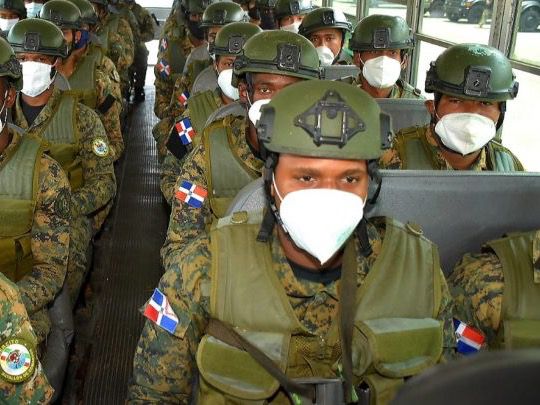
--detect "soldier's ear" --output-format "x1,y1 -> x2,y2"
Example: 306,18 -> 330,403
425,99 -> 435,115
74,30 -> 82,43
238,80 -> 249,104
5,86 -> 16,109
353,52 -> 363,69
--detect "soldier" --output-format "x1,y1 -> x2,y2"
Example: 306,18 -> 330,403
160,30 -> 320,268
350,15 -> 423,99
299,7 -> 353,66
128,80 -> 454,403
256,0 -> 278,29
0,37 -> 70,343
380,44 -> 524,171
89,0 -> 134,99
40,0 -> 124,163
23,0 -> 43,18
154,0 -> 213,119
8,18 -> 116,304
274,0 -> 312,32
0,0 -> 26,36
449,229 -> 540,349
126,0 -> 154,102
0,273 -> 54,403
160,21 -> 262,202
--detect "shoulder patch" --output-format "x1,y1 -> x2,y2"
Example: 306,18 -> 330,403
175,180 -> 207,208
0,338 -> 37,383
143,288 -> 179,334
92,137 -> 110,157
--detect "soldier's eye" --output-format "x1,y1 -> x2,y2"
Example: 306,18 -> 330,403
344,176 -> 359,183
298,175 -> 314,182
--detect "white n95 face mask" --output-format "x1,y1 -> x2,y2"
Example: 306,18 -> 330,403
274,177 -> 365,265
21,61 -> 55,97
217,68 -> 239,101
248,98 -> 271,126
435,113 -> 496,155
280,21 -> 301,33
362,55 -> 402,89
25,2 -> 43,18
0,18 -> 18,32
316,46 -> 335,67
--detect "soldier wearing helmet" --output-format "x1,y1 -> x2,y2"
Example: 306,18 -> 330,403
0,0 -> 26,35
8,18 -> 116,304
0,35 -> 71,344
299,7 -> 353,66
40,0 -> 124,164
159,30 -> 320,269
350,14 -> 422,99
255,0 -> 277,29
23,0 -> 44,18
160,22 -> 262,202
274,0 -> 312,32
153,0 -> 213,118
380,43 -> 524,171
129,80 -> 454,403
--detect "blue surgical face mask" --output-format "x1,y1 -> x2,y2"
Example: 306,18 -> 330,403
25,2 -> 43,18
74,30 -> 90,50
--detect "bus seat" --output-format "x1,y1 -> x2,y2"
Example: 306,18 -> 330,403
227,171 -> 540,275
54,73 -> 71,91
42,283 -> 75,402
205,101 -> 246,127
376,98 -> 430,134
321,65 -> 361,81
191,65 -> 218,96
392,349 -> 540,405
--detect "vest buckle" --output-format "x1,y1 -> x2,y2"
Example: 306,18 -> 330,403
290,378 -> 346,405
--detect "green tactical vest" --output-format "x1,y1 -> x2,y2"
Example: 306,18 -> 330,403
97,14 -> 121,54
164,26 -> 188,77
188,89 -> 221,142
197,211 -> 444,404
186,58 -> 211,92
0,134 -> 43,282
487,231 -> 540,349
69,50 -> 100,108
32,94 -> 83,190
203,118 -> 259,218
395,126 -> 520,171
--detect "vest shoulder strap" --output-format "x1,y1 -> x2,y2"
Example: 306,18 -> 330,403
486,141 -> 523,172
40,94 -> 78,144
166,36 -> 188,73
187,90 -> 220,134
69,55 -> 98,108
394,126 -> 437,169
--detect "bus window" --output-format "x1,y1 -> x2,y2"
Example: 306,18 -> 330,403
512,0 -> 540,65
367,0 -> 407,18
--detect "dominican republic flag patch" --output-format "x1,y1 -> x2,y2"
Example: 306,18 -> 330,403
178,91 -> 189,107
175,180 -> 207,208
143,288 -> 179,334
156,59 -> 171,78
159,38 -> 168,52
454,319 -> 485,354
175,117 -> 195,145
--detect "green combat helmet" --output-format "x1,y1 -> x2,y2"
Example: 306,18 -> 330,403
0,36 -> 22,89
274,0 -> 312,21
0,0 -> 27,19
425,43 -> 519,102
66,0 -> 98,26
211,21 -> 262,57
233,30 -> 320,85
182,0 -> 214,16
298,7 -> 352,38
257,80 -> 391,160
39,0 -> 83,30
349,14 -> 414,52
200,2 -> 247,28
8,18 -> 69,57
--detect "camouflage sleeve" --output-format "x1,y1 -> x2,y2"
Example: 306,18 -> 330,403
95,67 -> 124,161
100,56 -> 123,101
378,146 -> 402,170
160,150 -> 186,204
154,73 -> 175,119
128,236 -> 211,403
71,104 -> 116,217
448,252 -> 504,347
17,155 -> 70,317
0,274 -> 54,403
125,11 -> 141,41
160,143 -> 212,269
136,6 -> 155,42
110,19 -> 134,71
167,75 -> 190,118
437,269 -> 457,360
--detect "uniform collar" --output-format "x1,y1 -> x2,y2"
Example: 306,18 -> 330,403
227,115 -> 263,174
0,128 -> 21,168
14,88 -> 63,131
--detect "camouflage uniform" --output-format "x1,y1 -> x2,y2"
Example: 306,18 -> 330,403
0,130 -> 71,343
0,273 -> 54,403
13,89 -> 116,303
159,89 -> 223,199
379,125 -> 524,170
160,115 -> 261,268
128,218 -> 455,402
96,12 -> 135,79
130,1 -> 154,94
353,75 -> 423,99
114,4 -> 140,95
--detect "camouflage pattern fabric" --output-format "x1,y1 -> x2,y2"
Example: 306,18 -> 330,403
128,218 -> 455,401
0,130 -> 71,343
160,115 -> 262,269
0,273 -> 54,403
448,251 -> 504,347
131,2 -> 155,43
352,75 -> 423,99
379,125 -> 524,170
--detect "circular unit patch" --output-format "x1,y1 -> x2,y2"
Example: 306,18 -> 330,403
92,137 -> 110,157
0,338 -> 36,383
